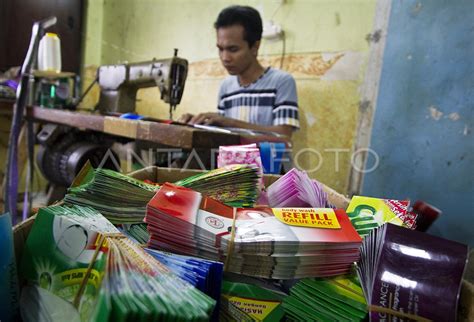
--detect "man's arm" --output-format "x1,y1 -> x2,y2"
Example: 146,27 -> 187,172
272,73 -> 300,131
178,112 -> 294,137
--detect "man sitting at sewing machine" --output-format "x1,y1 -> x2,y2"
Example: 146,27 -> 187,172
178,5 -> 300,139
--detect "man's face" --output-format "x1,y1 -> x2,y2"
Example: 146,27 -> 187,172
216,25 -> 259,76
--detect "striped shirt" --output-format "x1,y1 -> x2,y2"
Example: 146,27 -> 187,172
217,67 -> 300,129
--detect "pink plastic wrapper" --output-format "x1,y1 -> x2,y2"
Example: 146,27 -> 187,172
266,168 -> 329,208
218,144 -> 264,191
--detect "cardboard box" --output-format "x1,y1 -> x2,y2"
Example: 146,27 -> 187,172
12,166 -> 473,320
13,215 -> 35,270
459,279 -> 474,321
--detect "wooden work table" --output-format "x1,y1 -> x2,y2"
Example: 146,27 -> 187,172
25,106 -> 290,149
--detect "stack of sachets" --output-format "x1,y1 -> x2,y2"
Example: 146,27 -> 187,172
217,143 -> 264,191
283,274 -> 367,321
221,280 -> 286,321
174,164 -> 260,207
65,164 -> 260,223
145,183 -> 362,279
64,168 -> 158,223
119,223 -> 149,244
357,223 -> 468,322
145,248 -> 223,304
346,196 -> 415,238
19,205 -> 216,321
267,168 -> 330,208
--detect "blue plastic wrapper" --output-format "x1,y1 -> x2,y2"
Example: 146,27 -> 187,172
0,213 -> 20,322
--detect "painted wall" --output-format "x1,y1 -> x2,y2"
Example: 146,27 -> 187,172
81,0 -> 105,109
81,0 -> 377,193
362,0 -> 474,245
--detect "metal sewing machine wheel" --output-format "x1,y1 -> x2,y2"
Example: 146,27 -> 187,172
36,124 -> 120,203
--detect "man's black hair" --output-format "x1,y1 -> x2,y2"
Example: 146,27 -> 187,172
214,5 -> 263,48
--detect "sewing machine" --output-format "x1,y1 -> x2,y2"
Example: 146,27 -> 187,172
96,49 -> 188,118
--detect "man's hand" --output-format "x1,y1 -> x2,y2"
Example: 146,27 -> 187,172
177,113 -> 194,124
190,112 -> 233,126
178,112 -> 235,126
177,112 -> 294,138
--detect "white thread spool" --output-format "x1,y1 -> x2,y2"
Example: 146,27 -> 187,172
38,33 -> 62,72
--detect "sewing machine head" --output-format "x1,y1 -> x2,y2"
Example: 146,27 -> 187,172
96,50 -> 188,118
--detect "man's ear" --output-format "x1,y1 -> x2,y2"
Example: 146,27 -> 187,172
251,40 -> 261,56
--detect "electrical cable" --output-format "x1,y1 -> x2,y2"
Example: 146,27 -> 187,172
280,31 -> 286,69
75,76 -> 98,108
